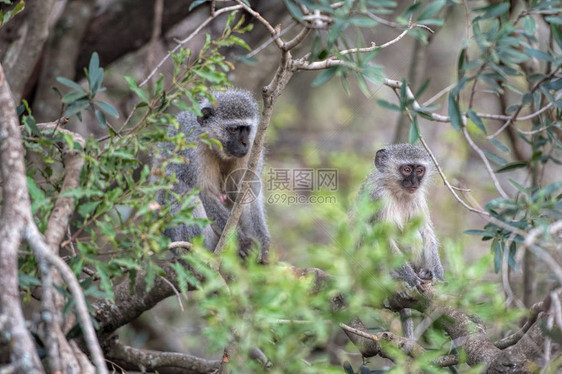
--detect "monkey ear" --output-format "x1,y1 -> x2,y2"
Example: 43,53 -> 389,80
374,148 -> 387,170
197,107 -> 215,126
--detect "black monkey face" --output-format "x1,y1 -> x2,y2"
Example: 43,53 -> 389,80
399,164 -> 425,193
224,125 -> 250,157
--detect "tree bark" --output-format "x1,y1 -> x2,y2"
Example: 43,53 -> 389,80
2,0 -> 55,103
33,0 -> 95,121
0,63 -> 44,372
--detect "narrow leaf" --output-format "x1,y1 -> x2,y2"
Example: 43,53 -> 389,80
56,77 -> 86,92
95,100 -> 119,118
467,109 -> 486,134
409,117 -> 420,144
447,94 -> 462,131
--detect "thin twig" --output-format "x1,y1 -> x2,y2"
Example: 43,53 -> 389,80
422,83 -> 455,106
158,275 -> 185,311
339,323 -> 378,342
140,4 -> 243,87
234,0 -> 284,48
245,22 -> 297,58
461,124 -> 509,198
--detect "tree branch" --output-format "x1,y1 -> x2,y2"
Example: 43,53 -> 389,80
3,0 -> 55,103
104,337 -> 220,373
0,62 -> 43,373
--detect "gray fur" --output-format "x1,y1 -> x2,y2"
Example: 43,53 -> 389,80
362,144 -> 443,285
157,89 -> 270,262
361,144 -> 444,339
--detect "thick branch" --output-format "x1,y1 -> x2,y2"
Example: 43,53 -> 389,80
94,264 -> 200,339
25,224 -> 108,374
3,0 -> 55,102
104,337 -> 220,373
0,63 -> 44,372
494,298 -> 547,349
38,120 -> 86,252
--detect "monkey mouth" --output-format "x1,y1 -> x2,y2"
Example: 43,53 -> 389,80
405,187 -> 418,193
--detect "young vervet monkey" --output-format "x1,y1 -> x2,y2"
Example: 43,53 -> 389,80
158,89 -> 270,262
360,143 -> 444,337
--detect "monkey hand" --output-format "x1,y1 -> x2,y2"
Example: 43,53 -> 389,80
433,264 -> 445,281
237,235 -> 256,259
405,274 -> 425,292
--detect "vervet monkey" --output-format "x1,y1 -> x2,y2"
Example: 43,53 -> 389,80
158,89 -> 270,262
360,143 -> 444,337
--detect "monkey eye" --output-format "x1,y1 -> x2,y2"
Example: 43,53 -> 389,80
227,127 -> 238,134
416,166 -> 425,175
401,166 -> 412,175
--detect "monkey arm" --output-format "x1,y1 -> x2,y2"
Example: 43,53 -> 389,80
421,223 -> 444,281
199,190 -> 231,231
390,240 -> 424,291
239,194 -> 271,263
199,190 -> 253,256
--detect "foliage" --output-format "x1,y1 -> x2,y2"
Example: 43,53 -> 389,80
19,11 -> 251,301
8,1 -> 562,372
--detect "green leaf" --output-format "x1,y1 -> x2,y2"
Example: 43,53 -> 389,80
418,0 -> 445,20
523,16 -> 536,36
409,117 -> 419,144
88,52 -> 100,80
27,177 -> 45,214
495,161 -> 527,173
64,99 -> 90,118
492,239 -> 501,273
95,100 -> 119,118
194,69 -> 225,84
56,77 -> 86,92
124,76 -> 148,102
476,2 -> 510,20
188,0 -> 207,11
552,24 -> 562,50
95,109 -> 107,128
62,91 -> 88,104
311,67 -> 337,87
467,109 -> 486,134
483,150 -> 507,165
349,17 -> 378,27
111,258 -> 141,270
95,263 -> 114,301
545,16 -> 562,25
508,242 -> 517,270
447,94 -> 462,131
524,48 -> 553,61
377,99 -> 401,111
229,36 -> 251,51
464,229 -> 490,236
283,0 -> 303,20
23,115 -> 41,137
490,138 -> 510,153
77,201 -> 100,218
19,272 -> 41,288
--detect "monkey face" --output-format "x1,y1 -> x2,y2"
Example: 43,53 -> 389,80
197,105 -> 255,159
399,164 -> 425,193
224,125 -> 251,158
